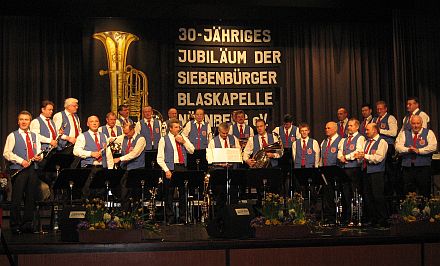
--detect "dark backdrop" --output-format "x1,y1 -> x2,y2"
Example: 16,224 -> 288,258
1,9 -> 439,167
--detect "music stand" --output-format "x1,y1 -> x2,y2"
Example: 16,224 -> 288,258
40,152 -> 77,173
293,168 -> 323,215
90,169 -> 126,206
144,150 -> 159,169
319,165 -> 349,225
209,168 -> 247,207
246,168 -> 282,199
53,168 -> 91,205
171,170 -> 205,224
187,149 -> 208,171
209,148 -> 243,204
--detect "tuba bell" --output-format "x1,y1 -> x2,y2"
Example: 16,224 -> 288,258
251,133 -> 284,168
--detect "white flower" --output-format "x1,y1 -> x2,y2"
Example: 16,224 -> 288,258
423,206 -> 431,215
103,213 -> 111,222
278,210 -> 284,219
412,208 -> 420,215
288,209 -> 295,216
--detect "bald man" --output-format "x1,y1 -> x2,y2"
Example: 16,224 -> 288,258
396,115 -> 437,197
355,123 -> 388,226
73,116 -> 113,197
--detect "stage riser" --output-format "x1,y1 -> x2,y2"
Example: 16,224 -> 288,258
1,243 -> 439,266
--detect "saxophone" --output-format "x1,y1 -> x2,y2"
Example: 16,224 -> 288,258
201,173 -> 211,223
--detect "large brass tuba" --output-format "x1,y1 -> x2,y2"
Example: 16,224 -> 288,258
251,133 -> 284,168
93,31 -> 148,121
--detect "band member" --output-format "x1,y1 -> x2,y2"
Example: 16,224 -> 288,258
354,123 -> 388,226
243,119 -> 281,168
115,104 -> 133,126
164,107 -> 181,133
319,121 -> 343,223
113,123 -> 146,206
30,100 -> 58,151
3,111 -> 43,234
157,118 -> 195,224
99,112 -> 123,139
229,110 -> 254,149
359,103 -> 373,137
337,108 -> 349,138
338,118 -> 366,222
395,115 -> 437,197
53,97 -> 81,150
73,116 -> 112,197
320,122 -> 342,167
135,106 -> 162,150
400,97 -> 430,132
272,114 -> 301,196
207,122 -> 241,209
292,123 -> 320,168
372,100 -> 398,202
182,108 -> 211,171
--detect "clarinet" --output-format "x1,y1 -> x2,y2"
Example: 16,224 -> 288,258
10,148 -> 48,179
46,122 -> 67,154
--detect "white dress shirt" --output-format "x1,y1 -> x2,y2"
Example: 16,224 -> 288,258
30,114 -> 56,145
337,131 -> 366,161
156,133 -> 195,173
53,110 -> 81,140
376,112 -> 398,138
291,137 -> 320,168
363,134 -> 388,164
182,120 -> 212,143
228,122 -> 255,137
73,130 -> 112,167
272,125 -> 301,141
319,134 -> 341,166
395,129 -> 437,155
117,133 -> 147,163
400,108 -> 430,132
3,128 -> 42,165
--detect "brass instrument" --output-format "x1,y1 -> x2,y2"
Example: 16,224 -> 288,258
349,188 -> 363,227
250,133 -> 284,168
335,189 -> 343,226
201,173 -> 212,223
152,109 -> 167,137
93,31 -> 148,121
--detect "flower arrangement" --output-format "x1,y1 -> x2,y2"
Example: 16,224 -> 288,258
0,173 -> 8,202
391,192 -> 440,224
77,198 -> 159,232
251,192 -> 306,227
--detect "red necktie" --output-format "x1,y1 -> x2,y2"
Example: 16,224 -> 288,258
301,139 -> 307,167
324,138 -> 331,166
339,122 -> 344,136
376,116 -> 382,125
285,129 -> 289,145
239,125 -> 244,138
412,133 -> 418,161
125,138 -> 132,154
46,118 -> 56,140
110,127 -> 116,137
347,135 -> 353,146
147,120 -> 154,144
363,139 -> 374,169
261,136 -> 268,148
197,123 -> 202,149
125,118 -> 129,125
71,113 -> 79,138
224,138 -> 228,148
25,131 -> 35,160
94,132 -> 102,161
176,140 -> 184,164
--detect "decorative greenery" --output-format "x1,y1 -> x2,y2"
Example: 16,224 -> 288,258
251,192 -> 306,227
77,198 -> 160,232
391,192 -> 440,224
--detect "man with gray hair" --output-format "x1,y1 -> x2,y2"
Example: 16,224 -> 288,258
395,115 -> 437,197
53,97 -> 81,150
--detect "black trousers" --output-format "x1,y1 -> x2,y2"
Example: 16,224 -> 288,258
10,167 -> 39,228
402,165 -> 432,198
164,164 -> 187,221
362,171 -> 388,224
342,167 -> 362,221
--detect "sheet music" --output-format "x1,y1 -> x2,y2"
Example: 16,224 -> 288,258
207,148 -> 243,163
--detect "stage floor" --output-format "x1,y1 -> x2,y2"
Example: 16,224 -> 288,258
1,224 -> 440,266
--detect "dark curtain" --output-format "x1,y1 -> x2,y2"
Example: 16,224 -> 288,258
392,10 -> 440,137
280,20 -> 394,140
0,16 -> 83,168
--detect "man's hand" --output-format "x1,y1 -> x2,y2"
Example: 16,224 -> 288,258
67,136 -> 76,144
246,159 -> 256,167
21,160 -> 30,168
113,158 -> 121,164
91,151 -> 101,159
165,171 -> 172,179
33,155 -> 42,162
175,135 -> 185,144
50,139 -> 58,147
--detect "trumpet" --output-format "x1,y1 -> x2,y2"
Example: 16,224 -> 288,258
349,188 -> 363,227
201,173 -> 211,223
